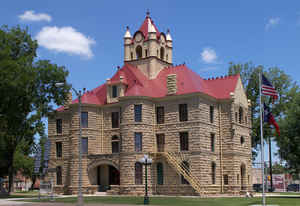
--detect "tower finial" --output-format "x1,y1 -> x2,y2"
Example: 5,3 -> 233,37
146,9 -> 150,17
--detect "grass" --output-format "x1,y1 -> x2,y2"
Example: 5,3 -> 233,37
0,190 -> 39,199
26,196 -> 300,206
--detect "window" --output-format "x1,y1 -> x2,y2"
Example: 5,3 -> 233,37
166,54 -> 168,61
111,112 -> 119,128
156,134 -> 165,152
237,174 -> 239,184
156,106 -> 164,124
81,137 -> 88,154
157,162 -> 164,185
56,119 -> 62,134
112,136 -> 120,153
235,112 -> 238,122
160,47 -> 164,60
56,166 -> 62,185
210,133 -> 215,152
224,174 -> 229,185
136,46 -> 142,59
112,85 -> 118,98
81,112 -> 88,128
245,116 -> 248,124
56,142 -> 62,158
134,104 -> 142,122
240,136 -> 245,145
157,49 -> 159,56
131,52 -> 133,60
180,132 -> 189,151
134,132 -> 142,152
181,161 -> 189,184
145,49 -> 148,57
239,107 -> 243,124
135,162 -> 143,185
179,104 -> 188,121
210,106 -> 214,123
212,162 -> 216,184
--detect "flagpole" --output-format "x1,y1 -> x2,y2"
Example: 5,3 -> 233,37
259,71 -> 266,206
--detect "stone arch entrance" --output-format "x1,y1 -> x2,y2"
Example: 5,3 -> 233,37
88,161 -> 120,192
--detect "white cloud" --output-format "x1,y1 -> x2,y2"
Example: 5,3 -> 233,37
265,17 -> 280,30
36,26 -> 95,59
19,10 -> 52,22
201,48 -> 217,64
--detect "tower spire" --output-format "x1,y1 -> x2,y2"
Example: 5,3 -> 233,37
146,9 -> 150,18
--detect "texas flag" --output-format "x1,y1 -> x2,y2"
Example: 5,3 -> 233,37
264,104 -> 280,136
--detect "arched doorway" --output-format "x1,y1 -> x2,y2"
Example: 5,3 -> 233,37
89,163 -> 120,192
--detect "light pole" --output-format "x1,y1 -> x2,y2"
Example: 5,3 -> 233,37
55,83 -> 85,206
139,154 -> 152,205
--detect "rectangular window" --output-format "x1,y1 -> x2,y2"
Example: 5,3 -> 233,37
179,104 -> 188,121
210,106 -> 214,123
134,132 -> 142,152
180,132 -> 189,151
156,106 -> 164,124
211,133 -> 215,152
81,137 -> 88,154
81,112 -> 88,128
56,119 -> 62,134
56,166 -> 62,185
112,85 -> 118,98
156,134 -> 165,152
134,105 -> 142,122
224,174 -> 229,185
112,141 -> 119,153
111,112 -> 119,128
56,142 -> 62,158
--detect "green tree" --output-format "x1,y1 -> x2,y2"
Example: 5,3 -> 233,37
228,63 -> 295,159
0,25 -> 69,194
277,86 -> 300,173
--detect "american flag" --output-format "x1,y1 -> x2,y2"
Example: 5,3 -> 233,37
261,74 -> 278,99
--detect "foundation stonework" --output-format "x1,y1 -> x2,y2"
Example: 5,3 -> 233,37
48,14 -> 252,196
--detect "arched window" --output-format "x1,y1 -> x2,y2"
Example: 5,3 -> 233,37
181,161 -> 189,184
212,162 -> 216,184
135,162 -> 143,185
136,46 -> 142,59
160,47 -> 164,60
157,162 -> 164,185
239,107 -> 243,124
240,136 -> 245,145
112,135 -> 119,153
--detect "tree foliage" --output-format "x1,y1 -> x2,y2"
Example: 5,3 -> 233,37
0,25 -> 69,193
228,62 -> 295,160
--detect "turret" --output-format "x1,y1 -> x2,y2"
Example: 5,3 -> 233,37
124,26 -> 132,61
166,29 -> 173,64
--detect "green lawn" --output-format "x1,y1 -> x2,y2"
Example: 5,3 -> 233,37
27,196 -> 300,206
0,190 -> 40,199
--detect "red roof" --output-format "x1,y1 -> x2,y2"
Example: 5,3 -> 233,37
137,16 -> 160,40
57,64 -> 239,111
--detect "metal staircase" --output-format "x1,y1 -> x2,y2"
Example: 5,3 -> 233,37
162,152 -> 204,196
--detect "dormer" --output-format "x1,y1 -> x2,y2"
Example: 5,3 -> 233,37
106,75 -> 127,104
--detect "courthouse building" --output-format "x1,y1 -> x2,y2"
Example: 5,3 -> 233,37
48,13 -> 252,196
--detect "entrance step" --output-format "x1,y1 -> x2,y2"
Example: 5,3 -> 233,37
95,192 -> 107,196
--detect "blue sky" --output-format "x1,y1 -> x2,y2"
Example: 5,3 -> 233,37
1,0 -> 299,163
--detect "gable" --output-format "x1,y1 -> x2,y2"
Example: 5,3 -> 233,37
233,76 -> 248,107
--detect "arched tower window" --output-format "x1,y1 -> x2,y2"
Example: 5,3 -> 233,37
136,46 -> 142,59
135,162 -> 143,185
160,47 -> 164,60
157,162 -> 164,185
239,107 -> 243,124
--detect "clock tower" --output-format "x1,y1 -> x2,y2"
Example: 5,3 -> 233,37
123,12 -> 173,79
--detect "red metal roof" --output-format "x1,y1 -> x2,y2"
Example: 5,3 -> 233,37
137,16 -> 160,40
57,64 -> 239,111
